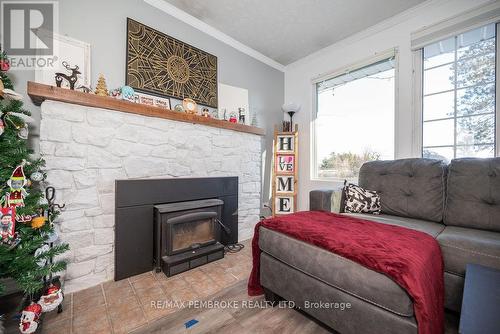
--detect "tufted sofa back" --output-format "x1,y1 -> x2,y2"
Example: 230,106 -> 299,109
358,158 -> 447,223
444,158 -> 500,232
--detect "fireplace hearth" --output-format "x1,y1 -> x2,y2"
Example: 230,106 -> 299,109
154,199 -> 225,276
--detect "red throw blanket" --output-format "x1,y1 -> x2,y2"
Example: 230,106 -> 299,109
248,211 -> 444,334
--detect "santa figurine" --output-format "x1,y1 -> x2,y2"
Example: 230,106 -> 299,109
6,164 -> 28,207
0,207 -> 15,244
38,283 -> 64,313
19,302 -> 42,334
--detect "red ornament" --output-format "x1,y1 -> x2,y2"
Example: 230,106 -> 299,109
229,116 -> 237,123
38,283 -> 64,312
0,60 -> 10,72
19,302 -> 42,334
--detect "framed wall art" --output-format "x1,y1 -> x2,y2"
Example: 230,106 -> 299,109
35,32 -> 91,89
126,18 -> 218,108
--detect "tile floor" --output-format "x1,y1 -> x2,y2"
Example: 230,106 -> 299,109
42,240 -> 252,334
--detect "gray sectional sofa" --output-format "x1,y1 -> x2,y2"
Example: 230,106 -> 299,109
259,158 -> 500,334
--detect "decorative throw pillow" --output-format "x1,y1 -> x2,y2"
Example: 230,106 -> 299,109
343,181 -> 381,214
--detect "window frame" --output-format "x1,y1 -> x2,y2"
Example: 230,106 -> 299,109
310,49 -> 399,181
417,23 -> 499,159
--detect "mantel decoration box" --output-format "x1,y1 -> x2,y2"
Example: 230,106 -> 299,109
126,18 -> 218,108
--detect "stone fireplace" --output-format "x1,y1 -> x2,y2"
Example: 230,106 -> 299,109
39,100 -> 262,293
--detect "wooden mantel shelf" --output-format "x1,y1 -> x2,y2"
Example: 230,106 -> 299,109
27,82 -> 265,136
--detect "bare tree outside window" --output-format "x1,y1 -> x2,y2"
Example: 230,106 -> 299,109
315,58 -> 395,181
422,24 -> 496,162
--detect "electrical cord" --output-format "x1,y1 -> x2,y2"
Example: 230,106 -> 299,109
215,218 -> 245,253
224,243 -> 245,253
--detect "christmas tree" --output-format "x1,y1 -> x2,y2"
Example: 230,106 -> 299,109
94,73 -> 108,96
0,48 -> 69,297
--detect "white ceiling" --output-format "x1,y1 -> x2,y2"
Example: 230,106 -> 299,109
163,0 -> 426,65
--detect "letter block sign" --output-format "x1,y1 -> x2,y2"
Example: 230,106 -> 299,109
272,125 -> 298,216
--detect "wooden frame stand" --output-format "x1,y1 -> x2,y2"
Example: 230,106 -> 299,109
271,124 -> 298,216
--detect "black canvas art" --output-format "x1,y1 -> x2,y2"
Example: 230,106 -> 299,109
126,18 -> 218,108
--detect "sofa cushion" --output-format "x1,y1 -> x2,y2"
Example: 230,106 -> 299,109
359,158 -> 446,222
445,158 -> 500,232
344,213 -> 445,238
259,227 -> 414,317
443,272 -> 464,312
437,226 -> 500,276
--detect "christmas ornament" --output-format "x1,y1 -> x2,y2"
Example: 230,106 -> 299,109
35,244 -> 50,267
0,207 -> 16,244
44,229 -> 59,243
18,124 -> 29,139
30,171 -> 44,182
6,164 -> 28,207
121,85 -> 135,102
38,283 -> 63,312
0,78 -> 22,100
202,108 -> 210,118
55,61 -> 81,90
8,112 -> 34,123
16,214 -> 33,223
94,74 -> 109,96
0,59 -> 10,71
31,216 -> 47,229
19,302 -> 42,334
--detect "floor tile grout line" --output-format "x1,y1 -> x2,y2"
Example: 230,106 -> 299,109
47,250 -> 252,333
69,292 -> 74,334
101,283 -> 115,334
129,277 -> 149,325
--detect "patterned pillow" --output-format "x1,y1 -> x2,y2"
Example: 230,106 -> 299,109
343,181 -> 381,214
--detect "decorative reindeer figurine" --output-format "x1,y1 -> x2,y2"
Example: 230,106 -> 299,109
55,61 -> 81,90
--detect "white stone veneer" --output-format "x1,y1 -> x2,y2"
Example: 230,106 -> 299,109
40,101 -> 262,293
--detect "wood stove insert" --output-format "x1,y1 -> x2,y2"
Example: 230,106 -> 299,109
154,199 -> 225,276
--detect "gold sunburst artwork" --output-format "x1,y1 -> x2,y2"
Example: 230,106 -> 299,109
126,18 -> 218,108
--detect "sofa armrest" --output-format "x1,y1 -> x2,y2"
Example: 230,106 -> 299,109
309,188 -> 344,213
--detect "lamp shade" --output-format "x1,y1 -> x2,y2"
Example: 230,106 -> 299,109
281,103 -> 301,113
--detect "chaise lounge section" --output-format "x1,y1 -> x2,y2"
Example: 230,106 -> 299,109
259,158 -> 500,333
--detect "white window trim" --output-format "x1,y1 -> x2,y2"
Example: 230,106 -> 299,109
412,23 -> 499,158
411,1 -> 500,50
411,1 -> 500,158
310,49 -> 398,181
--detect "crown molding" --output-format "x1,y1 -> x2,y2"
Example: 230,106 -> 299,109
285,0 -> 471,69
143,0 -> 285,72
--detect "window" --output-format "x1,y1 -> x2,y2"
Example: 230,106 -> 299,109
422,24 -> 496,162
313,56 -> 395,180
